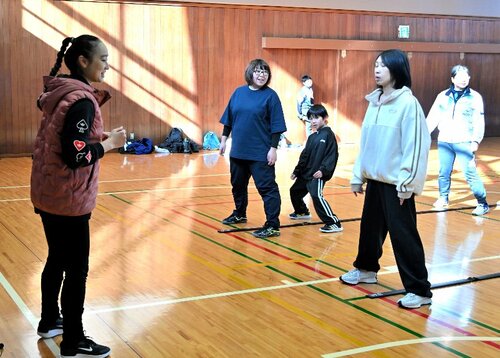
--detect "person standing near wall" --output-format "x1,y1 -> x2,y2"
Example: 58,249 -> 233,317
340,49 -> 433,309
426,65 -> 490,216
219,58 -> 287,239
31,35 -> 126,358
297,74 -> 314,138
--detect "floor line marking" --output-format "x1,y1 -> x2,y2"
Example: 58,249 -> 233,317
98,199 -> 490,355
90,276 -> 340,314
0,173 -> 231,189
0,272 -> 59,356
90,270 -> 400,314
383,254 -> 500,272
183,208 -> 500,350
321,336 -> 500,357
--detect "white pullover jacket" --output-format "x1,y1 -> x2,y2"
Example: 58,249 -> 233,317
351,86 -> 431,199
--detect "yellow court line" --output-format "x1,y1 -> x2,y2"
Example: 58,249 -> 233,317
104,235 -> 378,353
322,336 -> 500,357
229,252 -> 355,270
90,206 -> 377,353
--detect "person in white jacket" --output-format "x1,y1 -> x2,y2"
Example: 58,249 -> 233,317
340,49 -> 433,309
426,65 -> 489,216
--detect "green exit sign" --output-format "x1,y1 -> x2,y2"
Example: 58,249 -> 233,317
398,25 -> 410,39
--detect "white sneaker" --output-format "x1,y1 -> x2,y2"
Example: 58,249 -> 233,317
397,293 -> 432,309
432,197 -> 448,211
339,268 -> 377,285
472,203 -> 489,216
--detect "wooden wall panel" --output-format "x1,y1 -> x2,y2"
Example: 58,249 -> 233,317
0,0 -> 499,155
0,1 -> 12,155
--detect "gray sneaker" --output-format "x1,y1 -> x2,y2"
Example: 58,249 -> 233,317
339,268 -> 377,285
252,226 -> 280,239
472,203 -> 489,216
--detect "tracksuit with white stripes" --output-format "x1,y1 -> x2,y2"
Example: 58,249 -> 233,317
290,126 -> 341,227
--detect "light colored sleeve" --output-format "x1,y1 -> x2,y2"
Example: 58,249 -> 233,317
425,93 -> 442,134
471,92 -> 485,144
397,99 -> 431,198
351,123 -> 366,187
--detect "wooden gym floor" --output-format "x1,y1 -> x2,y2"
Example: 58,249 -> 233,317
0,137 -> 499,357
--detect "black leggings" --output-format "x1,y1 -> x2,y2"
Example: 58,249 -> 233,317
38,209 -> 91,345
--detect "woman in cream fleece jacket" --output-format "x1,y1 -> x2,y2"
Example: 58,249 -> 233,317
340,49 -> 433,309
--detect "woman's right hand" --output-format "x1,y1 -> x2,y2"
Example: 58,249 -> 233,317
102,126 -> 126,152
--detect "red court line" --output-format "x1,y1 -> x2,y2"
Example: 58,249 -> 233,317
171,208 -> 500,349
171,208 -> 334,277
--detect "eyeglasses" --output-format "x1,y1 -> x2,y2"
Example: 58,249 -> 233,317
254,69 -> 269,76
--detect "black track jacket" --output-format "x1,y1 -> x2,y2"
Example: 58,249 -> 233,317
292,126 -> 339,181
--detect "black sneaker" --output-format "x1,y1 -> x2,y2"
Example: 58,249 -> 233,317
320,224 -> 343,233
288,212 -> 311,220
60,337 -> 111,358
37,316 -> 63,339
252,226 -> 280,238
222,214 -> 247,225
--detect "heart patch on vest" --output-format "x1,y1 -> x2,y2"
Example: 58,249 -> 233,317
73,140 -> 86,151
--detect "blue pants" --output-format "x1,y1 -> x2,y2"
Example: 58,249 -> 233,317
437,141 -> 487,204
229,157 -> 281,228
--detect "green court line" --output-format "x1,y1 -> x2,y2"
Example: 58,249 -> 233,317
192,205 -> 500,337
184,223 -> 466,356
112,194 -> 500,337
109,194 -> 497,355
192,208 -> 397,292
109,196 -> 471,356
191,229 -> 468,357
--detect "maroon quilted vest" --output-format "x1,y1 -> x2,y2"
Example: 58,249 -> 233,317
31,76 -> 110,216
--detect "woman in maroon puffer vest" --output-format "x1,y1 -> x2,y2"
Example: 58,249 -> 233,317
31,35 -> 126,358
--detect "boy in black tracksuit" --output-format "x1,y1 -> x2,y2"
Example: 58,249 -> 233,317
289,104 -> 342,233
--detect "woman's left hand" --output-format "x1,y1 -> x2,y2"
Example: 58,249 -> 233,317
267,147 -> 277,166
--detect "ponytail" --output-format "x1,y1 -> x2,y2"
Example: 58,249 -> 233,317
48,35 -> 101,77
49,37 -> 73,76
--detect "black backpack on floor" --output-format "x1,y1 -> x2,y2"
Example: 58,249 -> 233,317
158,128 -> 184,153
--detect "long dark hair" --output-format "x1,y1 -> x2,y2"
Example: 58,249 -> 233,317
49,35 -> 101,76
377,49 -> 412,89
